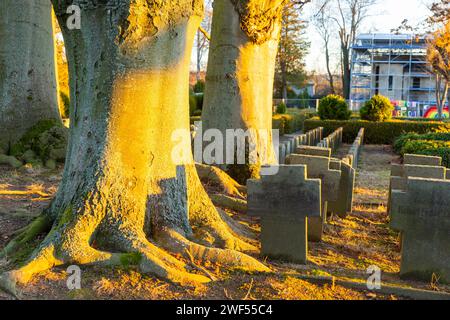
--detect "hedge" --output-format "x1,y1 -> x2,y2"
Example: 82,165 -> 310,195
272,114 -> 303,135
190,109 -> 312,136
304,119 -> 450,145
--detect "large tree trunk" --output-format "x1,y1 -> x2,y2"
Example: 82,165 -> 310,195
202,0 -> 285,171
0,0 -> 60,151
0,0 -> 267,294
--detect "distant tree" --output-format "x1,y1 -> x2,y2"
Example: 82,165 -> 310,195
312,0 -> 337,94
429,0 -> 450,24
275,1 -> 310,100
331,0 -> 377,99
427,22 -> 450,120
195,0 -> 213,81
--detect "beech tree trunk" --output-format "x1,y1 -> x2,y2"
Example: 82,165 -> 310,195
0,0 -> 267,294
202,0 -> 286,169
0,0 -> 60,151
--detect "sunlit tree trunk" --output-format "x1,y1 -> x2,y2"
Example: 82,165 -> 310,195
202,0 -> 286,174
0,0 -> 266,294
0,0 -> 60,151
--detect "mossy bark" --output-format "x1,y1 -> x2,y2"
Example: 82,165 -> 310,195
202,0 -> 286,177
0,0 -> 61,151
0,0 -> 267,295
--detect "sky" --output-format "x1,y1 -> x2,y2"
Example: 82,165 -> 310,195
304,0 -> 432,72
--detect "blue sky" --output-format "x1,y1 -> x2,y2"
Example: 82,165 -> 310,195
304,0 -> 432,72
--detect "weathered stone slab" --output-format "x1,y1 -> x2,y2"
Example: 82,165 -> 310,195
329,160 -> 356,218
296,146 -> 331,158
278,143 -> 286,165
247,165 -> 322,264
329,158 -> 342,171
345,128 -> 364,168
404,165 -> 446,180
388,163 -> 446,227
286,154 -> 341,242
404,154 -> 442,166
317,127 -> 343,151
390,177 -> 450,283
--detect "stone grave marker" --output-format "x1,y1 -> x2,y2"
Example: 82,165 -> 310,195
390,177 -> 450,283
247,165 -> 322,264
285,154 -> 341,242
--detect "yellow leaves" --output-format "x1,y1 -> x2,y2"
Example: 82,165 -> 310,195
427,21 -> 450,80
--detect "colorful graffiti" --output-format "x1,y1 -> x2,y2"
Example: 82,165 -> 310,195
423,106 -> 450,119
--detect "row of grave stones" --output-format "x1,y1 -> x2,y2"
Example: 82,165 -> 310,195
317,127 -> 343,152
388,154 -> 449,283
278,127 -> 324,165
343,128 -> 364,169
248,128 -> 365,264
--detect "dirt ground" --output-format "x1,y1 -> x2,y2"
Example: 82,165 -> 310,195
0,145 -> 448,300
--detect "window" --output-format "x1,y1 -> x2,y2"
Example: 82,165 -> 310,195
413,77 -> 421,89
388,76 -> 393,91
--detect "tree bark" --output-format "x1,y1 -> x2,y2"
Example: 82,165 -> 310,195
324,40 -> 335,94
0,0 -> 267,294
202,0 -> 285,170
0,0 -> 61,151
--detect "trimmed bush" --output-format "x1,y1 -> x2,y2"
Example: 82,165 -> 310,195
360,95 -> 394,122
189,95 -> 198,116
273,113 -> 305,135
318,95 -> 351,120
195,93 -> 204,110
193,80 -> 205,93
393,132 -> 450,153
304,119 -> 450,145
276,102 -> 287,114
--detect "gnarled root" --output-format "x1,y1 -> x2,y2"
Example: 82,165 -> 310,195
196,163 -> 246,199
0,223 -> 210,297
0,214 -> 52,259
157,229 -> 270,274
210,194 -> 247,213
187,165 -> 257,252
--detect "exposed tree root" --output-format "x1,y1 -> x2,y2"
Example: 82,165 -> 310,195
0,214 -> 52,259
210,194 -> 247,213
187,165 -> 257,253
196,163 -> 246,199
157,229 -> 270,273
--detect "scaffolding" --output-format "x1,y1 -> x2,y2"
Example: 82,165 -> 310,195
350,33 -> 441,116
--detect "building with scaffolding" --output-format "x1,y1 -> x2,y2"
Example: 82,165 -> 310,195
350,33 -> 444,117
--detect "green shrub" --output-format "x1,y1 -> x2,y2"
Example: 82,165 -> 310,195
192,109 -> 202,117
360,95 -> 394,122
304,119 -> 450,145
59,91 -> 70,119
193,80 -> 205,93
195,93 -> 204,110
189,95 -> 198,116
393,132 -> 450,153
272,111 -> 306,136
318,95 -> 351,120
276,102 -> 287,114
